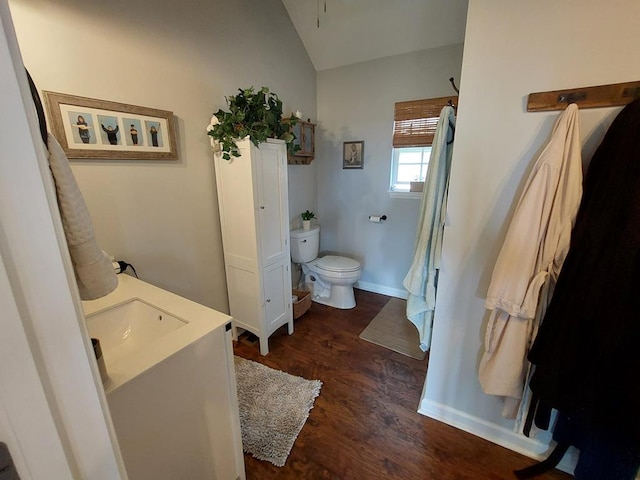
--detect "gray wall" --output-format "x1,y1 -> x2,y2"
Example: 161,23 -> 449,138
421,0 -> 640,461
10,0 -> 317,311
316,45 -> 464,297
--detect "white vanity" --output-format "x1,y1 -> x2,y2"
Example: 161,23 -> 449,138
83,274 -> 245,480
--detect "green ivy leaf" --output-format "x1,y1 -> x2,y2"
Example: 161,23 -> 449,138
208,86 -> 300,160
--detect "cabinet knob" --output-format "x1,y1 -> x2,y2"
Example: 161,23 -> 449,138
301,239 -> 307,243
260,206 -> 265,209
266,299 -> 271,303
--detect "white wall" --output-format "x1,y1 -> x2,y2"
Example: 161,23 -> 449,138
9,0 -> 317,311
316,45 -> 464,297
421,0 -> 640,461
1,2 -> 125,475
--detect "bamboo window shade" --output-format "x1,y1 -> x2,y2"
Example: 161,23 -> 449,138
393,96 -> 458,147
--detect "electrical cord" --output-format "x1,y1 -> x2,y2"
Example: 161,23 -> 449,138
116,260 -> 138,278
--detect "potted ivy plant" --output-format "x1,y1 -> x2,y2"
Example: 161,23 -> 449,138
207,86 -> 299,160
301,210 -> 316,230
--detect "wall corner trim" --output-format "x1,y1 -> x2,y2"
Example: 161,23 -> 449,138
418,398 -> 577,475
355,281 -> 408,299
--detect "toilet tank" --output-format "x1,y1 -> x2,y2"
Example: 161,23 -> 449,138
290,226 -> 320,263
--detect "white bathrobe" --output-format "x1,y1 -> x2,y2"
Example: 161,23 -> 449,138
478,104 -> 583,418
403,106 -> 456,351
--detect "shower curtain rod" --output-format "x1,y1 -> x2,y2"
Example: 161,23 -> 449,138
447,77 -> 460,109
449,77 -> 460,94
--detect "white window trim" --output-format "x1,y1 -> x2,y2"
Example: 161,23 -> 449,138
388,191 -> 423,199
389,146 -> 431,199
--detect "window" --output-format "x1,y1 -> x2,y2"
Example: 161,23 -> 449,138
389,96 -> 457,194
390,146 -> 431,192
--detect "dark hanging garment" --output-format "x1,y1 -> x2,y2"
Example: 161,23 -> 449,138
524,99 -> 640,477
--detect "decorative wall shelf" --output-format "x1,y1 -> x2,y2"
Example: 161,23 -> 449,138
287,119 -> 315,165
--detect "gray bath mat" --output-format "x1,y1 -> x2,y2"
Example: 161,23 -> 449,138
234,356 -> 322,467
359,297 -> 427,360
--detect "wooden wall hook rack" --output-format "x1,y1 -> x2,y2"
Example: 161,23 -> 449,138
527,80 -> 640,112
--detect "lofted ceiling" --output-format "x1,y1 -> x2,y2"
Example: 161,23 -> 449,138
282,0 -> 469,71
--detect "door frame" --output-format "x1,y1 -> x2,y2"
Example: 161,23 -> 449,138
0,2 -> 126,478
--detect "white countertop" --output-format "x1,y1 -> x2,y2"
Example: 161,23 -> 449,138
82,274 -> 233,394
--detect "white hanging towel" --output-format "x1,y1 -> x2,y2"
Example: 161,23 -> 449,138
403,106 -> 456,352
47,133 -> 117,300
479,104 -> 582,419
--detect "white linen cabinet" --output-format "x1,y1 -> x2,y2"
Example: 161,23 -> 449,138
214,138 -> 293,355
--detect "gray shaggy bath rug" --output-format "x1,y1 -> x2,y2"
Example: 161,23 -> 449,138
234,356 -> 322,467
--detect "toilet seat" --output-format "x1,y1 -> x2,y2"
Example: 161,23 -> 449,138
315,255 -> 360,273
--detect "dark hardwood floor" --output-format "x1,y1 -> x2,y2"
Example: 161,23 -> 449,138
233,289 -> 572,480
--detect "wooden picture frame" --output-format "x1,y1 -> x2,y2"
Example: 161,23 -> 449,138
43,91 -> 178,160
343,141 -> 364,169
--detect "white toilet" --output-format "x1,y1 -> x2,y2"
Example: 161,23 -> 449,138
290,225 -> 361,309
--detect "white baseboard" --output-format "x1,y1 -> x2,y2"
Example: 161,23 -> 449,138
355,281 -> 408,299
418,398 -> 577,475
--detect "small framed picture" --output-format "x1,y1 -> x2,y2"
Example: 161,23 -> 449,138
343,141 -> 364,169
43,91 -> 178,160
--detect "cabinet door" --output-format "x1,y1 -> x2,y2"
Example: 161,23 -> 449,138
225,265 -> 260,333
301,123 -> 314,155
214,143 -> 258,266
262,261 -> 291,336
107,326 -> 245,480
291,123 -> 302,153
256,144 -> 288,266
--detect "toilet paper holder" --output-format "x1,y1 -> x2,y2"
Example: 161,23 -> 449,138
368,215 -> 387,223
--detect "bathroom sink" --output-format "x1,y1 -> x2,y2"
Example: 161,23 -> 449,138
83,276 -> 234,395
86,298 -> 187,365
82,276 -> 245,480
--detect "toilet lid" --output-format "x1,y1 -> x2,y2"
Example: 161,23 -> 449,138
315,255 -> 360,272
